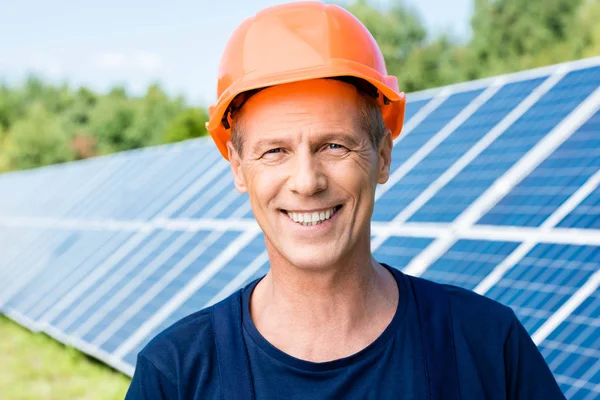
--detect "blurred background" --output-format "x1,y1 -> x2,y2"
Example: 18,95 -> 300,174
1,0 -> 599,399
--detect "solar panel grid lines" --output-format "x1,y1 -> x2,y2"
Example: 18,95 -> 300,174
68,157 -> 151,219
533,269 -> 600,345
538,288 -> 600,398
485,243 -> 599,333
135,150 -> 223,221
25,232 -> 136,322
165,160 -> 230,219
58,231 -> 193,337
181,169 -> 234,219
89,230 -> 234,349
65,230 -> 195,339
389,72 -> 563,226
392,87 -> 451,141
112,229 -> 260,359
477,111 -> 600,228
0,230 -> 76,307
374,85 -> 494,205
5,230 -> 126,317
202,250 -> 269,309
473,170 -> 600,295
402,82 -> 600,278
34,229 -> 160,329
49,229 -> 174,333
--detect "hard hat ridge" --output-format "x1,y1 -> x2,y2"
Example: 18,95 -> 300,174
206,1 -> 406,160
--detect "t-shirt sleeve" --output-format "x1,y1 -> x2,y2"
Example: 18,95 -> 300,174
125,354 -> 178,400
504,312 -> 565,399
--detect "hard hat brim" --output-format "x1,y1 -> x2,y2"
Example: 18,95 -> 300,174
206,59 -> 406,160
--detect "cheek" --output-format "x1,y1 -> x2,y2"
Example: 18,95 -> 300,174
244,166 -> 284,210
326,158 -> 378,197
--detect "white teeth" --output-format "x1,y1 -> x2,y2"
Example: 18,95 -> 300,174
286,207 -> 338,226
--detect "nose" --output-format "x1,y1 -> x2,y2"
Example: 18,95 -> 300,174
287,150 -> 327,196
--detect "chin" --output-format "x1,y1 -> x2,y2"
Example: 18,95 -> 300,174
269,238 -> 349,271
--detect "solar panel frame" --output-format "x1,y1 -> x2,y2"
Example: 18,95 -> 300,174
0,56 -> 599,392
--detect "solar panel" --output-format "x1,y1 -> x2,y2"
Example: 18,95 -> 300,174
1,57 -> 599,397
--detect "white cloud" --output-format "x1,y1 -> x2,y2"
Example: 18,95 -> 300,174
92,51 -> 164,72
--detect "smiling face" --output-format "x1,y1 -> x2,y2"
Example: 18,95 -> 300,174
227,79 -> 393,271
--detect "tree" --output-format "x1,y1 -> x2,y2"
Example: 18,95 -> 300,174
5,103 -> 74,170
88,93 -> 139,154
343,0 -> 427,89
124,83 -> 184,149
470,0 -> 585,75
164,108 -> 209,143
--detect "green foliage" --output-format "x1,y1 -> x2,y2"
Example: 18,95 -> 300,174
470,0 -> 586,75
344,0 -> 427,81
164,107 -> 209,143
0,315 -> 130,400
5,103 -> 74,170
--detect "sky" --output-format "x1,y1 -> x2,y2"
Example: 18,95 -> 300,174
0,0 -> 473,106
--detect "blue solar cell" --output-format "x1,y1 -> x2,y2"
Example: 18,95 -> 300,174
479,110 -> 600,227
170,167 -> 231,218
153,235 -> 267,334
214,192 -> 250,219
421,239 -> 520,290
191,184 -> 237,219
538,288 -> 600,398
403,98 -> 431,122
2,231 -> 84,309
373,79 -> 545,221
95,231 -> 241,354
69,157 -> 154,219
558,183 -> 600,230
70,230 -> 196,341
25,231 -> 134,321
55,230 -> 186,334
410,67 -> 600,223
485,244 -> 599,333
5,231 -> 114,313
373,236 -> 434,268
388,90 -> 485,176
112,151 -> 204,220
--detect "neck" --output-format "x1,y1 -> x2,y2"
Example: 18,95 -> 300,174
249,241 -> 399,362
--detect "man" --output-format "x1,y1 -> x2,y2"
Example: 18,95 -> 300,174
125,2 -> 565,399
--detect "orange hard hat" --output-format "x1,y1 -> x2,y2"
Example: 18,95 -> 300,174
206,1 -> 406,160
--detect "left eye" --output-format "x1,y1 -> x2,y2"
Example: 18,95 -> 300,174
327,143 -> 344,150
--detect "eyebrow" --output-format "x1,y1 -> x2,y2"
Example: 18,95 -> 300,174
250,131 -> 360,153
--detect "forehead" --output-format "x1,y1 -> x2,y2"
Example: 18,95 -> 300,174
236,79 -> 362,141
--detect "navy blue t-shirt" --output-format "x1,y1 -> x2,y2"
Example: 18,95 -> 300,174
125,266 -> 565,399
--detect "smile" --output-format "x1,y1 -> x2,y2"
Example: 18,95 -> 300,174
281,205 -> 342,226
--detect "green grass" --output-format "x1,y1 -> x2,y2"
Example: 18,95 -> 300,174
0,315 -> 131,400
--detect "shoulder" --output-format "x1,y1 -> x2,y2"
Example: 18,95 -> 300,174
441,282 -> 517,344
406,273 -> 517,346
135,306 -> 220,395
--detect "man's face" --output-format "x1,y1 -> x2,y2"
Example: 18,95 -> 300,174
228,79 -> 392,271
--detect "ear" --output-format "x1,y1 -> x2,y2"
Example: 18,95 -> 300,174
376,128 -> 393,185
227,141 -> 248,194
